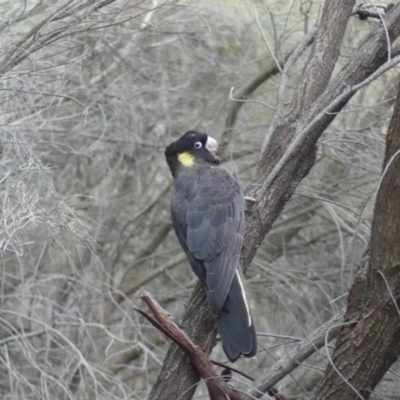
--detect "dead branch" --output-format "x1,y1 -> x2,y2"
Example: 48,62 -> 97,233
352,2 -> 394,20
137,291 -> 248,400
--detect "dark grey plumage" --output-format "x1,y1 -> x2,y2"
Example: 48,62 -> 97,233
165,130 -> 257,361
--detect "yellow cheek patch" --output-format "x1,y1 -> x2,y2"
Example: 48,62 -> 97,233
177,152 -> 194,167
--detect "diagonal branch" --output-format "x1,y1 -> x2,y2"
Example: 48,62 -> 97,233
289,0 -> 355,117
138,291 -> 248,400
243,2 -> 400,271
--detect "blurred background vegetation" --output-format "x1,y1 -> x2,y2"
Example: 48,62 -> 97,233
0,1 -> 398,399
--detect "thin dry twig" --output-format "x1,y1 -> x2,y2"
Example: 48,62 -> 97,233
223,31 -> 316,145
250,314 -> 343,399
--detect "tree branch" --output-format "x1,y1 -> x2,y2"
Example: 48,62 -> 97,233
243,2 -> 400,271
138,291 -> 248,400
290,0 -> 355,117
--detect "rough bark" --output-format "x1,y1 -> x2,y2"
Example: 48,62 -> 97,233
314,77 -> 400,400
290,0 -> 355,117
149,3 -> 400,399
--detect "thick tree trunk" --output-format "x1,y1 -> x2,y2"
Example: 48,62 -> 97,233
314,77 -> 400,400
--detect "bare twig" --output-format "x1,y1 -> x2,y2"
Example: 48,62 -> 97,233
223,31 -> 315,145
250,314 -> 343,399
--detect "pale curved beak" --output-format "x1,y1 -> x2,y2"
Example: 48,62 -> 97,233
206,136 -> 219,156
